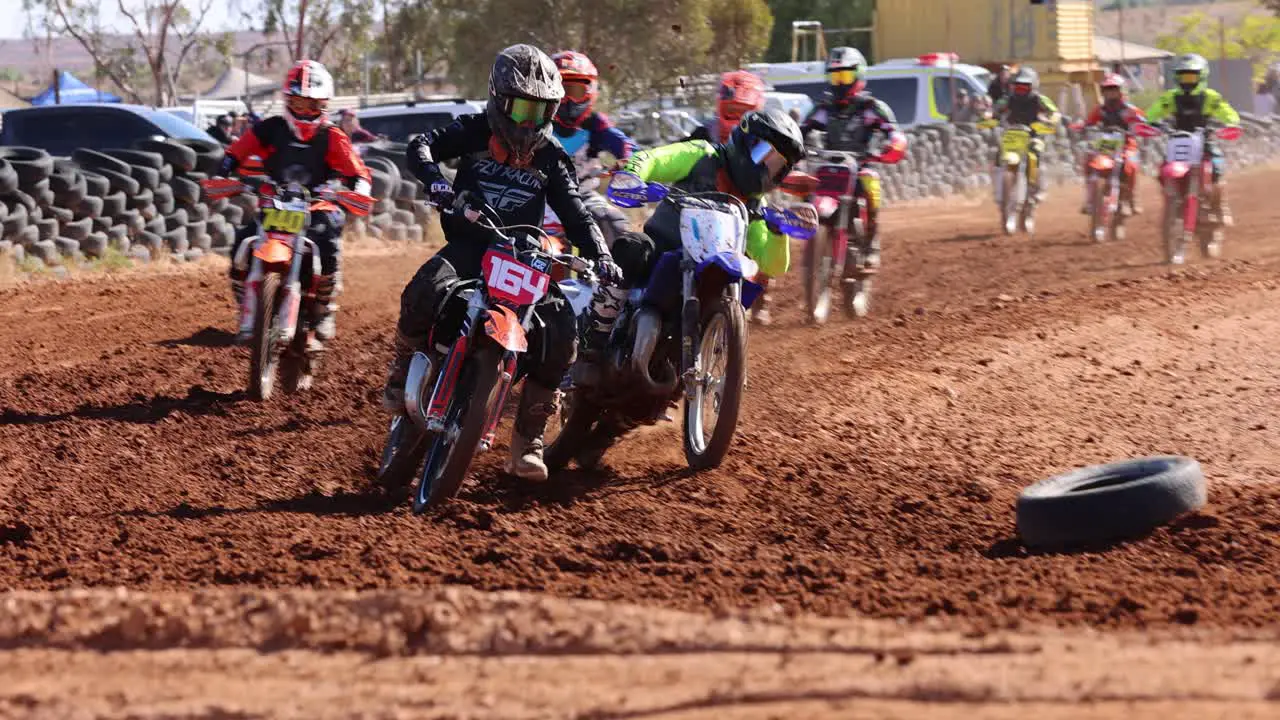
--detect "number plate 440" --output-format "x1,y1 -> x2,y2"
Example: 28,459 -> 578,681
482,249 -> 550,306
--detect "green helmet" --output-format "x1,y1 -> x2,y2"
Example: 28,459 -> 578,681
1174,53 -> 1209,91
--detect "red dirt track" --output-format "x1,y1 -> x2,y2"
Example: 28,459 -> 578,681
2,171 -> 1280,716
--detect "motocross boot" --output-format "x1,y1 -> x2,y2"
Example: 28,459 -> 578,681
1212,182 -> 1233,227
307,272 -> 340,355
506,381 -> 557,481
861,230 -> 882,272
572,285 -> 627,387
751,277 -> 772,326
381,329 -> 426,412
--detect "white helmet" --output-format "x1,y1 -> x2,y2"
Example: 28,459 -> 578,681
282,60 -> 335,142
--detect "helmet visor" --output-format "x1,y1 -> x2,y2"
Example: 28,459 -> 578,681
720,101 -> 757,126
828,69 -> 857,86
1177,71 -> 1201,87
286,95 -> 326,121
504,96 -> 557,126
749,137 -> 791,187
563,81 -> 591,101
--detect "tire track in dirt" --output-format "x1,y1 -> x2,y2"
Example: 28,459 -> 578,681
0,171 -> 1279,634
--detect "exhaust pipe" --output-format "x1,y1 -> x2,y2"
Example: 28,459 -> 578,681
630,308 -> 678,395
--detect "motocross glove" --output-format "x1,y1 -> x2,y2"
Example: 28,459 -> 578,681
595,257 -> 624,287
427,179 -> 456,210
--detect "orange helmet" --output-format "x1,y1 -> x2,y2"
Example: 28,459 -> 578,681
552,50 -> 599,129
717,70 -> 765,143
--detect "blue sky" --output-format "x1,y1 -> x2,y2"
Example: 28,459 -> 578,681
2,1 -> 244,40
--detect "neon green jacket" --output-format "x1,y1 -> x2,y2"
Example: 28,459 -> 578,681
622,140 -> 789,278
1145,87 -> 1239,130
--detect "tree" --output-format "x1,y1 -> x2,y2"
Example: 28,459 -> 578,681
254,0 -> 377,91
763,0 -> 873,63
1155,11 -> 1280,80
382,0 -> 465,90
25,0 -> 216,105
706,0 -> 774,71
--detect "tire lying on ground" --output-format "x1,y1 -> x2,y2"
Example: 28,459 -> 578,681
220,204 -> 244,226
82,172 -> 110,198
186,202 -> 209,222
45,205 -> 73,224
75,195 -> 105,219
95,167 -> 141,196
27,239 -> 59,265
169,175 -> 200,206
0,147 -> 53,187
163,227 -> 189,252
59,216 -> 93,242
128,164 -> 161,191
8,189 -> 36,214
49,169 -> 86,202
35,217 -> 58,241
1016,455 -> 1207,549
163,208 -> 189,231
145,216 -> 166,237
127,188 -> 154,211
12,224 -> 38,248
80,231 -> 109,258
171,138 -> 225,176
135,231 -> 164,254
102,149 -> 165,170
369,168 -> 393,200
53,236 -> 81,258
106,224 -> 129,248
100,192 -> 127,218
2,203 -> 29,237
134,138 -> 197,173
152,184 -> 176,215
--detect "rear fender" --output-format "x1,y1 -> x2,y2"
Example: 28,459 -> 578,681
1002,151 -> 1022,168
483,305 -> 528,353
814,195 -> 840,218
1089,154 -> 1115,172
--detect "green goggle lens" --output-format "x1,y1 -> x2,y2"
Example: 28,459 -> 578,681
507,97 -> 553,125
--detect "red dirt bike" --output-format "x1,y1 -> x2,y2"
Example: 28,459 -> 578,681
202,176 -> 373,400
786,143 -> 900,324
1074,124 -> 1137,243
377,194 -> 598,511
1133,122 -> 1242,265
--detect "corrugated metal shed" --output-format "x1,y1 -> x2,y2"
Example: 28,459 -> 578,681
1093,35 -> 1173,64
874,0 -> 1096,73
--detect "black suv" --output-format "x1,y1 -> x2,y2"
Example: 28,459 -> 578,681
0,103 -> 216,156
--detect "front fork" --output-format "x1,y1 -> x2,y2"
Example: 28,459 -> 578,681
236,236 -> 316,346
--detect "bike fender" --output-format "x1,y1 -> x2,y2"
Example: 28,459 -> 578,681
1003,152 -> 1022,167
310,199 -> 339,213
1162,162 -> 1189,181
641,250 -> 683,309
484,306 -> 528,352
253,235 -> 294,264
696,250 -> 756,284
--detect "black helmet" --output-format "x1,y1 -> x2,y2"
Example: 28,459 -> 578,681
725,108 -> 805,196
486,44 -> 564,164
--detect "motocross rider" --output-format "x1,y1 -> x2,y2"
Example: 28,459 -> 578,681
384,44 -> 622,482
800,47 -> 908,276
221,60 -> 372,353
988,67 -> 1060,206
1079,73 -> 1146,216
549,50 -> 637,247
584,108 -> 806,349
689,70 -> 767,144
1145,53 -> 1241,226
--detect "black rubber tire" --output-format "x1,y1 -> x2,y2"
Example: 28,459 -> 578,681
186,202 -> 209,222
53,236 -> 81,258
60,216 -> 93,242
221,204 -> 244,226
35,217 -> 58,241
106,224 -> 130,248
33,186 -> 55,210
2,203 -> 29,238
75,195 -> 104,219
44,205 -> 73,224
249,272 -> 283,401
48,169 -> 86,198
127,188 -> 155,210
189,230 -> 212,251
172,139 -> 225,176
129,164 -> 161,191
0,158 -> 18,196
100,192 -> 127,218
370,169 -> 393,200
136,231 -> 164,254
134,139 -> 197,173
28,239 -> 59,264
152,185 -> 176,215
8,190 -> 37,214
163,208 -> 189,231
0,147 -> 53,187
82,172 -> 110,198
157,164 -> 173,184
397,179 -> 420,202
72,148 -> 131,176
91,216 -> 112,234
163,227 -> 189,252
367,155 -> 402,187
80,231 -> 109,258
113,209 -> 143,233
683,294 -> 748,471
373,199 -> 395,216
184,170 -> 209,183
1016,456 -> 1207,549
145,216 -> 167,236
95,167 -> 140,196
170,175 -> 200,206
103,149 -> 165,170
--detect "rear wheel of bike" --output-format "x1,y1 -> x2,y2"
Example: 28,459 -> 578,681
1163,187 -> 1184,265
248,272 -> 282,401
1198,217 -> 1224,259
377,413 -> 427,502
683,293 -> 747,470
803,224 -> 834,324
1001,168 -> 1018,236
544,392 -> 600,472
843,273 -> 873,319
413,344 -> 503,512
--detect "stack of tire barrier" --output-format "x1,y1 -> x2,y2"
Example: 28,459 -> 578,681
0,138 -> 238,268
877,112 -> 1280,206
359,141 -> 430,243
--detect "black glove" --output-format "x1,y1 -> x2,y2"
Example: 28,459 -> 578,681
595,257 -> 623,287
426,178 -> 455,209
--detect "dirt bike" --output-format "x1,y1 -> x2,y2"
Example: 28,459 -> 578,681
1077,126 -> 1135,243
543,176 -> 814,472
376,195 -> 598,511
1133,122 -> 1242,265
979,119 -> 1056,237
784,144 -> 898,324
202,175 -> 373,401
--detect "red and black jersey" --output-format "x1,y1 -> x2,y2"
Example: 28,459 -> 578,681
225,116 -> 371,189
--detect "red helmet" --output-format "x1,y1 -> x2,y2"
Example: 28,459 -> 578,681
552,50 -> 599,129
1100,73 -> 1127,107
282,60 -> 334,142
716,70 -> 766,142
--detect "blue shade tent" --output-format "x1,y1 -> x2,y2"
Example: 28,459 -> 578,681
30,71 -> 122,105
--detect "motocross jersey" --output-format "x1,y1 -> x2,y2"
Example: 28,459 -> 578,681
1145,87 -> 1239,132
408,113 -> 609,278
993,92 -> 1060,128
552,111 -> 636,180
1084,101 -> 1145,154
801,92 -> 898,155
622,139 -> 788,278
221,116 -> 371,192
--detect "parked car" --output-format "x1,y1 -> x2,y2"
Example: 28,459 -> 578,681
0,103 -> 217,156
354,98 -> 485,143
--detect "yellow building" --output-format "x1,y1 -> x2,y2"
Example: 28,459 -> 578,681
874,0 -> 1099,111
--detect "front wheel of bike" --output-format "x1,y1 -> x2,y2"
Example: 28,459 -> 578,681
1163,186 -> 1185,265
803,224 -> 834,324
683,293 -> 747,471
248,272 -> 282,401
